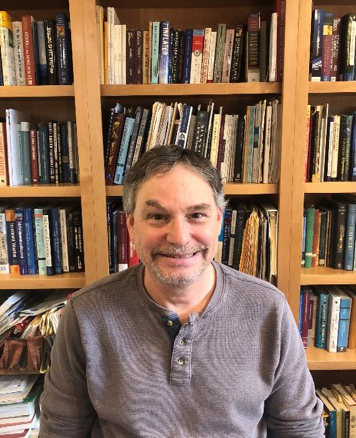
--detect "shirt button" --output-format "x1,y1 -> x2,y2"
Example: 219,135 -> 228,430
177,358 -> 184,365
167,320 -> 173,326
179,339 -> 185,346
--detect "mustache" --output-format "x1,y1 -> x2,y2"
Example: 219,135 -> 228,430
151,245 -> 208,257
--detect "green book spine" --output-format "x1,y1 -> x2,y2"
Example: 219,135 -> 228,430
305,207 -> 316,268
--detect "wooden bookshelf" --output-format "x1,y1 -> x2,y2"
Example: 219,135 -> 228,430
301,268 -> 356,285
0,273 -> 86,289
0,185 -> 81,197
309,81 -> 356,93
307,347 -> 356,371
0,85 -> 74,98
304,182 -> 356,193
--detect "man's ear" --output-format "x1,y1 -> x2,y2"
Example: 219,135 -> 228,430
126,214 -> 135,240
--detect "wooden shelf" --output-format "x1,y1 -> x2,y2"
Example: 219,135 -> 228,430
106,183 -> 278,197
101,83 -> 282,97
309,81 -> 356,94
301,267 -> 356,285
304,182 -> 356,193
0,273 -> 86,289
0,85 -> 74,98
307,346 -> 356,370
0,185 -> 81,197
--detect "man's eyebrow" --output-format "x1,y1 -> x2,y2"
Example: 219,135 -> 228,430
186,203 -> 212,212
143,201 -> 212,212
144,200 -> 165,210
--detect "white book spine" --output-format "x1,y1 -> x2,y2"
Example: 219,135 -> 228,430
60,209 -> 69,272
0,213 -> 9,274
34,208 -> 46,275
43,214 -> 52,268
326,294 -> 340,352
326,120 -> 334,179
121,24 -> 127,84
207,31 -> 217,82
0,23 -> 16,86
269,13 -> 277,82
263,104 -> 273,183
114,24 -> 120,84
107,7 -> 112,84
210,113 -> 221,168
12,22 -> 26,86
331,115 -> 340,179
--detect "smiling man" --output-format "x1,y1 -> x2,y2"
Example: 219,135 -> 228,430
40,145 -> 324,438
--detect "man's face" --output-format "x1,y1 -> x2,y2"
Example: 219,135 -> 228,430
126,164 -> 223,288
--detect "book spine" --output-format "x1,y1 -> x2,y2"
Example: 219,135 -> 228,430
331,18 -> 340,81
73,212 -> 85,272
37,21 -> 48,85
304,207 -> 315,268
332,203 -> 347,269
56,13 -> 72,85
338,114 -> 353,181
340,14 -> 356,80
171,29 -> 180,83
310,10 -> 324,82
12,21 -> 26,86
301,289 -> 310,348
221,209 -> 232,265
48,121 -> 55,183
126,29 -> 134,84
23,208 -> 36,275
331,115 -> 340,180
142,30 -> 149,84
118,211 -> 128,271
246,14 -> 260,82
67,212 -> 76,272
135,29 -> 143,84
234,116 -> 245,182
67,122 -> 76,183
33,208 -> 46,275
128,239 -> 139,267
0,12 -> 16,86
213,24 -> 226,83
190,29 -> 204,84
177,105 -> 192,148
230,25 -> 245,83
151,22 -> 160,84
260,21 -> 268,81
22,16 -> 36,85
221,29 -> 235,83
183,29 -> 193,83
32,20 -> 40,85
337,297 -> 351,351
351,115 -> 356,181
326,294 -> 340,352
44,20 -> 58,85
200,28 -> 211,83
324,116 -> 334,181
60,123 -> 70,183
14,208 -> 28,275
123,107 -> 143,180
177,30 -> 185,83
344,203 -> 356,270
38,125 -> 50,184
0,123 -> 7,186
113,117 -> 135,184
59,209 -> 69,273
158,21 -> 170,84
321,13 -> 333,81
5,210 -> 20,274
50,207 -> 62,274
315,292 -> 329,348
0,212 -> 9,274
30,128 -> 39,184
105,112 -> 126,185
275,0 -> 286,82
318,210 -> 327,266
43,209 -> 54,275
207,31 -> 217,83
20,122 -> 31,185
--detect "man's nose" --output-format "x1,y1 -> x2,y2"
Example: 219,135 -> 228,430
166,218 -> 190,246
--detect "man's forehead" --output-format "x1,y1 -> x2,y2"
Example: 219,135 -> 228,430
143,200 -> 213,211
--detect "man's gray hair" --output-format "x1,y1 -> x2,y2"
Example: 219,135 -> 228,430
123,145 -> 227,214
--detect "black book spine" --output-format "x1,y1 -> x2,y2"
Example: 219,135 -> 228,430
234,116 -> 245,182
135,29 -> 143,84
73,211 -> 85,272
177,31 -> 185,83
171,29 -> 180,83
60,122 -> 70,183
56,13 -> 72,85
47,122 -> 55,183
331,203 -> 347,269
126,29 -> 135,84
44,20 -> 58,85
230,24 -> 245,83
338,114 -> 352,181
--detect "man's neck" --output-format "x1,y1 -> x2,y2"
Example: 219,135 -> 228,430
143,264 -> 216,324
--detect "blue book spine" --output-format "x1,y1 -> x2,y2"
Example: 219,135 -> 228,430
158,21 -> 170,84
38,125 -> 50,184
56,13 -> 72,85
177,104 -> 192,148
151,22 -> 160,84
14,208 -> 28,275
183,29 -> 193,83
34,208 -> 47,275
315,292 -> 329,348
351,114 -> 356,181
299,289 -> 304,337
337,297 -> 351,351
221,208 -> 232,266
50,207 -> 62,274
113,117 -> 135,185
23,208 -> 36,275
37,21 -> 48,85
310,9 -> 324,81
344,203 -> 356,270
59,123 -> 70,183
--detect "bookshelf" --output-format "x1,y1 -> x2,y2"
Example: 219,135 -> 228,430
290,0 -> 356,372
2,0 -> 355,377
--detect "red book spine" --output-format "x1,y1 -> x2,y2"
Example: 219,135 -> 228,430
301,290 -> 310,348
30,128 -> 39,184
128,239 -> 139,267
22,16 -> 36,85
118,211 -> 128,271
275,0 -> 286,82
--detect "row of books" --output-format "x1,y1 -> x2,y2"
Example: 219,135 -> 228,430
0,11 -> 73,86
305,105 -> 356,182
217,202 -> 278,284
302,196 -> 356,270
310,10 -> 356,81
316,383 -> 356,437
0,375 -> 41,437
299,285 -> 356,352
97,4 -> 285,85
104,98 -> 281,186
0,110 -> 79,186
0,205 -> 85,276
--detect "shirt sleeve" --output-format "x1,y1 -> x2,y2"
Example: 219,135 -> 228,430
39,298 -> 96,437
264,298 -> 325,438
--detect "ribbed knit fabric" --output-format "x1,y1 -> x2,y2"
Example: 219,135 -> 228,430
40,262 -> 324,438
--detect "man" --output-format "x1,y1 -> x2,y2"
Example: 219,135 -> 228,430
40,145 -> 324,437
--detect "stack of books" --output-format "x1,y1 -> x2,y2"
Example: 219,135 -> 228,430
305,105 -> 356,183
298,285 -> 356,352
302,196 -> 356,271
104,99 -> 281,186
0,205 -> 85,276
0,10 -> 73,86
0,110 -> 79,187
96,4 -> 286,84
0,375 -> 41,437
310,10 -> 356,81
316,384 -> 356,437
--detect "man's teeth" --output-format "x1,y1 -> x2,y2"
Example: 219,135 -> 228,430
162,253 -> 195,258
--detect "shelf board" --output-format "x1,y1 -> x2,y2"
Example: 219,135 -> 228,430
304,181 -> 356,193
106,183 -> 278,197
0,85 -> 74,98
301,267 -> 356,285
0,185 -> 81,197
307,346 -> 356,370
0,273 -> 86,289
101,83 -> 282,97
309,81 -> 356,94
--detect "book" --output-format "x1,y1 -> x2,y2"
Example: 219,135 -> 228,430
326,290 -> 340,352
33,208 -> 46,275
230,24 -> 245,83
221,29 -> 234,83
190,29 -> 204,84
12,21 -> 26,86
213,24 -> 226,83
321,12 -> 333,81
0,11 -> 16,86
151,21 -> 160,84
340,13 -> 356,80
158,21 -> 170,84
56,13 -> 72,85
5,209 -> 20,274
183,29 -> 193,84
310,9 -> 324,81
246,13 -> 260,82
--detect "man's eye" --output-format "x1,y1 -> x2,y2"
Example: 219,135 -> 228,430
147,214 -> 164,221
190,213 -> 205,219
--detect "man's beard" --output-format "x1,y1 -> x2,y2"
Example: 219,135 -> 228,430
143,244 -> 212,287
